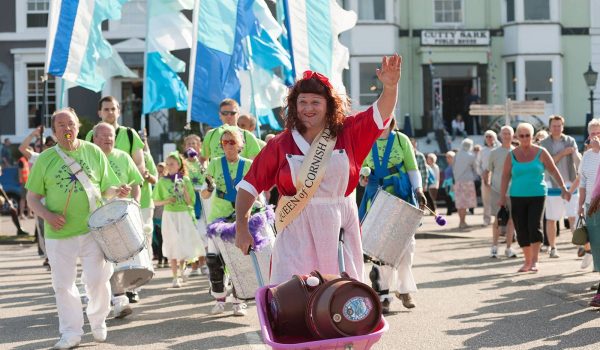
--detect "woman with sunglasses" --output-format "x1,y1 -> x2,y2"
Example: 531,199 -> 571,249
234,55 -> 401,285
201,127 -> 252,316
498,122 -> 571,273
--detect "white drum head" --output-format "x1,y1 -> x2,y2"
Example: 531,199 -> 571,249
89,200 -> 133,229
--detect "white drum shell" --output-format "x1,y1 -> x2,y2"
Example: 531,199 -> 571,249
89,199 -> 145,263
215,222 -> 274,300
361,189 -> 424,268
110,247 -> 154,295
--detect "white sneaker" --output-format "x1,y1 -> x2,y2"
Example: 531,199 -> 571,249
92,327 -> 107,342
581,253 -> 593,269
113,296 -> 132,319
232,303 -> 248,316
51,336 -> 81,349
490,246 -> 498,258
541,245 -> 549,253
172,278 -> 183,288
505,248 -> 517,258
200,265 -> 209,275
549,247 -> 560,258
210,301 -> 226,315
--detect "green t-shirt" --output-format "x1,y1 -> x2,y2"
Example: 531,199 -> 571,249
186,159 -> 207,191
107,148 -> 144,193
140,152 -> 157,209
85,125 -> 144,156
362,131 -> 418,193
202,126 -> 262,160
26,142 -> 120,239
206,156 -> 252,222
153,176 -> 195,212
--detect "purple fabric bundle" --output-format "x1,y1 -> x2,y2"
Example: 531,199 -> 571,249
206,205 -> 275,251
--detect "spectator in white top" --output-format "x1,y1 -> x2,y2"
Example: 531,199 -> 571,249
477,130 -> 499,225
451,114 -> 467,140
453,138 -> 478,229
426,153 -> 440,212
577,118 -> 600,269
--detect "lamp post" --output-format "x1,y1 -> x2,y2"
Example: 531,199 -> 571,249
583,62 -> 598,118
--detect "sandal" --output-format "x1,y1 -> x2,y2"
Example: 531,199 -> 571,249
517,265 -> 530,273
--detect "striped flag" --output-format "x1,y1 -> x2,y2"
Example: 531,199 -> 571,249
45,0 -> 136,92
279,0 -> 356,94
188,0 -> 291,127
142,0 -> 193,115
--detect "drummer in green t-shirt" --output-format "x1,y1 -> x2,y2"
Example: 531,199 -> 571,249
26,108 -> 131,349
201,127 -> 252,316
202,99 -> 263,161
93,122 -> 144,319
85,96 -> 146,175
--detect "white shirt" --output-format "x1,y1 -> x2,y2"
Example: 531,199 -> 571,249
578,149 -> 600,204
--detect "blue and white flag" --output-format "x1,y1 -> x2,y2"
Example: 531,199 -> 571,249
143,0 -> 193,115
279,0 -> 356,94
45,0 -> 136,92
188,0 -> 291,127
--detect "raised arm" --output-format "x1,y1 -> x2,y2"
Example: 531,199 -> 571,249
19,127 -> 41,159
375,55 -> 402,121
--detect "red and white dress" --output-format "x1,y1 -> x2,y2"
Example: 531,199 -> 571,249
238,103 -> 391,285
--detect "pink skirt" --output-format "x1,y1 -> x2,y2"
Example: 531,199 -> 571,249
454,181 -> 477,209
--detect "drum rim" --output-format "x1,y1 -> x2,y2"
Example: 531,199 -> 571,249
88,199 -> 140,229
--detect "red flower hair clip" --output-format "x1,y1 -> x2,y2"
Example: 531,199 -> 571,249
302,70 -> 333,89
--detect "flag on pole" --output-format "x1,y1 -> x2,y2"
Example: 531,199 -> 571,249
188,0 -> 291,127
279,0 -> 356,94
45,0 -> 136,92
142,0 -> 193,115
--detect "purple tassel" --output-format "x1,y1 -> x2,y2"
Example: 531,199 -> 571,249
435,214 -> 447,226
206,205 -> 275,251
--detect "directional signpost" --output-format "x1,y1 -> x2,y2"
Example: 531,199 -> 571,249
469,99 -> 546,126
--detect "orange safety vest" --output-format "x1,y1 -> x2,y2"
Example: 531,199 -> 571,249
18,156 -> 29,184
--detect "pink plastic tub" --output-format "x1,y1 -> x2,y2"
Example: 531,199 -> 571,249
255,286 -> 389,350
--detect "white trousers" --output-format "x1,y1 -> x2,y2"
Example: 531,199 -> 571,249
372,237 -> 417,298
45,234 -> 113,338
481,183 -> 492,223
141,207 -> 154,261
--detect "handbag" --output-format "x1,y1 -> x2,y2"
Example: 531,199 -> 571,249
572,216 -> 588,245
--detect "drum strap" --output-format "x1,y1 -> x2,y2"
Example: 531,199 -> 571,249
221,157 -> 246,204
275,128 -> 337,233
54,146 -> 101,211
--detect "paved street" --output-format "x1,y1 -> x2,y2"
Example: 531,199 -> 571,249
1,210 -> 599,350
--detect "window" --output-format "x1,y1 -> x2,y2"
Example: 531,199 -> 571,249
506,0 -> 515,22
27,64 -> 56,128
359,63 -> 381,106
524,0 -> 550,20
434,0 -> 463,24
358,0 -> 386,21
525,61 -> 552,102
506,62 -> 516,100
27,0 -> 49,28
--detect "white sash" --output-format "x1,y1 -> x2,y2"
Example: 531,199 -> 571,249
275,128 -> 337,233
54,145 -> 101,212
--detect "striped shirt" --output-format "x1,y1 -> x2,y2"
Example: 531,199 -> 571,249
579,149 -> 600,204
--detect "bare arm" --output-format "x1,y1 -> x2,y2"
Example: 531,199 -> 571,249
498,153 -> 512,205
27,191 -> 65,230
552,146 -> 575,164
578,187 -> 586,216
154,197 -> 175,206
132,149 -> 146,175
375,55 -> 402,121
130,184 -> 141,203
18,127 -> 40,159
235,188 -> 258,255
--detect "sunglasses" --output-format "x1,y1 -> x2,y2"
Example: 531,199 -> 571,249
221,140 -> 237,146
518,134 -> 531,138
220,111 -> 237,116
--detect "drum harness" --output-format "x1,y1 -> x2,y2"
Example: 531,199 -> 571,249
358,131 -> 415,220
54,146 -> 102,212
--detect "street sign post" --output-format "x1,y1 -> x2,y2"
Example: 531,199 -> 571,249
469,99 -> 546,126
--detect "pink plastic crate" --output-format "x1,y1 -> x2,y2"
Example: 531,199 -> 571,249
255,286 -> 389,350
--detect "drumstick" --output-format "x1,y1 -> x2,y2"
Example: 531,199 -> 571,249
62,181 -> 76,216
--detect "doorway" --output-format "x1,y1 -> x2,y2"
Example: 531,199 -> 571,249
442,79 -> 472,133
121,80 -> 143,131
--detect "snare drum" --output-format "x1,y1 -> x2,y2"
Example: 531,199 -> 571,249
89,199 -> 145,263
110,247 -> 154,295
361,189 -> 424,268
